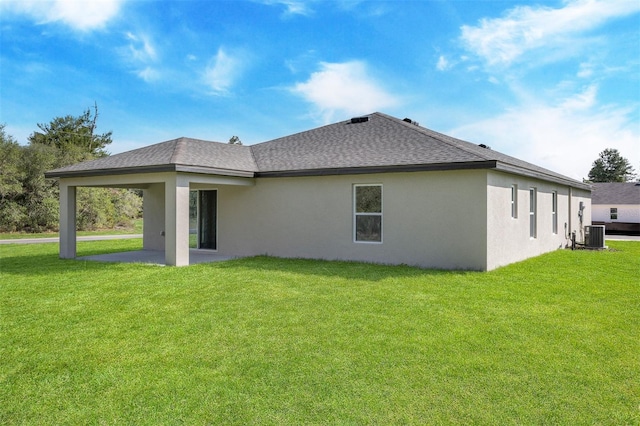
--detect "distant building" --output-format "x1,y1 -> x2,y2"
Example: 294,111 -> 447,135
592,182 -> 640,234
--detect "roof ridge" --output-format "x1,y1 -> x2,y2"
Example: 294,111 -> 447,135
247,143 -> 260,172
254,117 -> 354,146
378,113 -> 493,161
376,113 -> 585,184
169,137 -> 187,164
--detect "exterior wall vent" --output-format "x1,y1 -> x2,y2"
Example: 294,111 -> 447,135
585,225 -> 605,249
350,116 -> 369,124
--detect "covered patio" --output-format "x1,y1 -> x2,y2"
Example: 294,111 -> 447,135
45,138 -> 258,266
54,170 -> 254,266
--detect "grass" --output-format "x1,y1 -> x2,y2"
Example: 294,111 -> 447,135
0,218 -> 143,240
1,240 -> 638,424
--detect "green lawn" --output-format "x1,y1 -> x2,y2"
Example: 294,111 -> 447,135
1,240 -> 638,424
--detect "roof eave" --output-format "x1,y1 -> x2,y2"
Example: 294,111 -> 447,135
45,164 -> 256,179
256,160 -> 498,178
494,162 -> 591,191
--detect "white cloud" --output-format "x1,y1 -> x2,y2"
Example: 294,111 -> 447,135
577,62 -> 594,78
291,61 -> 400,123
0,0 -> 124,31
449,86 -> 639,180
436,55 -> 450,71
203,48 -> 246,95
256,0 -> 313,16
461,0 -> 640,67
559,84 -> 597,110
119,31 -> 160,82
136,66 -> 160,83
125,32 -> 157,62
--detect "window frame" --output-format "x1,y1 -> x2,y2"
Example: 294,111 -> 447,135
353,184 -> 383,244
529,187 -> 537,239
511,184 -> 518,219
551,190 -> 558,234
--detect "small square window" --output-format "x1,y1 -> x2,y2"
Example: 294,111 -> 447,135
610,208 -> 618,220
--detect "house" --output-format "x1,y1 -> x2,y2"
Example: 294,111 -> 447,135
591,182 -> 640,234
45,112 -> 591,270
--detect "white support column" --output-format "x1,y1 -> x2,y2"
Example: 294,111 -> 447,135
59,182 -> 77,259
165,174 -> 190,266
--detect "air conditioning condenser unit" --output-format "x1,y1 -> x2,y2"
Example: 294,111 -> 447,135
585,225 -> 605,249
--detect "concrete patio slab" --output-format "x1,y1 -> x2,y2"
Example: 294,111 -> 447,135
77,249 -> 238,265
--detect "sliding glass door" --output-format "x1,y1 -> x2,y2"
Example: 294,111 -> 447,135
189,190 -> 217,250
198,190 -> 217,250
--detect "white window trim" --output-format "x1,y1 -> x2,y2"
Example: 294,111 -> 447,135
511,184 -> 518,219
552,191 -> 558,234
610,207 -> 618,220
353,184 -> 383,244
529,187 -> 537,239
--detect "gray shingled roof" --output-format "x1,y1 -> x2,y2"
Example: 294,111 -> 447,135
45,112 -> 589,189
46,137 -> 257,177
591,182 -> 640,205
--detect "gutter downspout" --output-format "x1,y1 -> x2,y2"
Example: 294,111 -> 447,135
568,186 -> 572,234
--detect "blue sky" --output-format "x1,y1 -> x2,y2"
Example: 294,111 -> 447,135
1,0 -> 638,180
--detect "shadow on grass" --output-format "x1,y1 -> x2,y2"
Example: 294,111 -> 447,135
0,253 -> 125,277
1,240 -> 475,281
208,255 -> 473,282
0,240 -> 144,277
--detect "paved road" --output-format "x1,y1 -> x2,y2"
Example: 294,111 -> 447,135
605,234 -> 640,241
0,234 -> 143,245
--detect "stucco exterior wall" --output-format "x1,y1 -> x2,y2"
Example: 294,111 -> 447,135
216,170 -> 488,270
569,187 -> 592,243
486,171 -> 591,270
57,168 -> 590,270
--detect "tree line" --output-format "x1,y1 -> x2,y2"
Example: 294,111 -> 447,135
0,106 -> 141,233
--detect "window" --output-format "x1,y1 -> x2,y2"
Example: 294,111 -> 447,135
511,184 -> 518,218
552,191 -> 558,234
610,207 -> 618,220
529,188 -> 537,238
354,184 -> 382,243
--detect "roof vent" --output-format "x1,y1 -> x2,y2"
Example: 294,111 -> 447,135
350,116 -> 369,124
403,117 -> 420,126
479,143 -> 491,149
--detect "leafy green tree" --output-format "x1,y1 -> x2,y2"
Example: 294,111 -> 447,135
19,143 -> 60,232
0,125 -> 27,231
228,135 -> 242,145
0,107 -> 142,233
588,148 -> 637,182
29,103 -> 112,166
